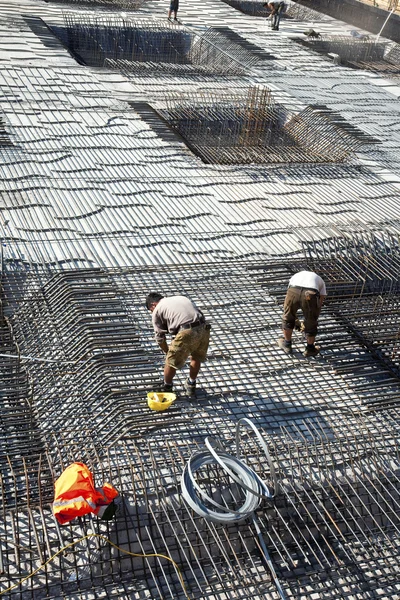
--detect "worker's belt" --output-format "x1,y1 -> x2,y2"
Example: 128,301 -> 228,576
289,285 -> 320,297
179,319 -> 205,331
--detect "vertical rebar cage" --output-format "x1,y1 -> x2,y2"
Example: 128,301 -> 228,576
51,15 -> 256,75
155,86 -> 372,164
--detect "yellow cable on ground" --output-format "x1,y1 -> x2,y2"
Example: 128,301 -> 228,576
0,533 -> 191,599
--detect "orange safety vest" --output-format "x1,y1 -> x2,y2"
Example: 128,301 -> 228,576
53,462 -> 118,525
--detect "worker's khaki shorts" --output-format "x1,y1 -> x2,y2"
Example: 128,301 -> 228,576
283,287 -> 320,336
166,325 -> 210,370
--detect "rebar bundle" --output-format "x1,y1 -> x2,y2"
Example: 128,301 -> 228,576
56,16 -> 252,75
157,87 -> 370,164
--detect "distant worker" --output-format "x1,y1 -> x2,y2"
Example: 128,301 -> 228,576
168,0 -> 179,21
264,1 -> 285,31
145,293 -> 211,396
277,271 -> 326,357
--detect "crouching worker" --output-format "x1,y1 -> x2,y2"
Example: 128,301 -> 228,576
145,292 -> 211,396
278,270 -> 326,357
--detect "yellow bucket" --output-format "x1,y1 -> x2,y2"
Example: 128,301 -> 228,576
147,392 -> 176,412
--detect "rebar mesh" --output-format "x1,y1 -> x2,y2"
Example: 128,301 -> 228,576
52,16 -> 255,76
155,87 -> 372,164
1,228 -> 400,598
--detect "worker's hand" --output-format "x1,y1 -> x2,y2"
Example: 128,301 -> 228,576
158,339 -> 168,354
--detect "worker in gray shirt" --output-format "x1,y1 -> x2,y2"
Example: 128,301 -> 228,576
278,271 -> 327,357
145,293 -> 211,396
264,1 -> 285,30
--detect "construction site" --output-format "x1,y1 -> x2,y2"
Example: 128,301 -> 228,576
0,0 -> 399,596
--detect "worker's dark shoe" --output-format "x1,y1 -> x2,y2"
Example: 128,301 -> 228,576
184,378 -> 196,397
161,383 -> 174,392
277,338 -> 292,354
303,345 -> 320,357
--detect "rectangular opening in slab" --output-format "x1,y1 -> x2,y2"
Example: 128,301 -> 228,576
50,16 -> 260,75
219,0 -> 327,20
46,0 -> 145,8
154,87 -> 373,164
290,0 -> 400,43
295,36 -> 400,74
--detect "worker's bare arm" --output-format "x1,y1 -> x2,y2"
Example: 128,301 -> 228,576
320,295 -> 326,306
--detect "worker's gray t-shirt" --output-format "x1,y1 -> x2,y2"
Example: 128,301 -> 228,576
289,271 -> 327,295
152,296 -> 204,341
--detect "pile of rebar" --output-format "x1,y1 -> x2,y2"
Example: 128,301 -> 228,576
156,87 -> 370,164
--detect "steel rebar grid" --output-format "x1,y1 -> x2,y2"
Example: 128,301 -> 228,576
300,231 -> 400,390
0,255 -> 398,451
1,419 -> 400,598
0,243 -> 399,597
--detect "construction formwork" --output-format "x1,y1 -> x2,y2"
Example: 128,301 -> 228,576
0,227 -> 400,598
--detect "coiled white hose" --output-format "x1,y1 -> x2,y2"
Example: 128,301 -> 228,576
181,418 -> 287,599
181,418 -> 278,523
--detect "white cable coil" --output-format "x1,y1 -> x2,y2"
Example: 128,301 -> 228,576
181,418 -> 278,524
181,418 -> 287,599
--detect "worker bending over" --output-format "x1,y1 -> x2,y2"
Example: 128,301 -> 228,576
264,1 -> 285,30
278,271 -> 326,357
146,293 -> 211,396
